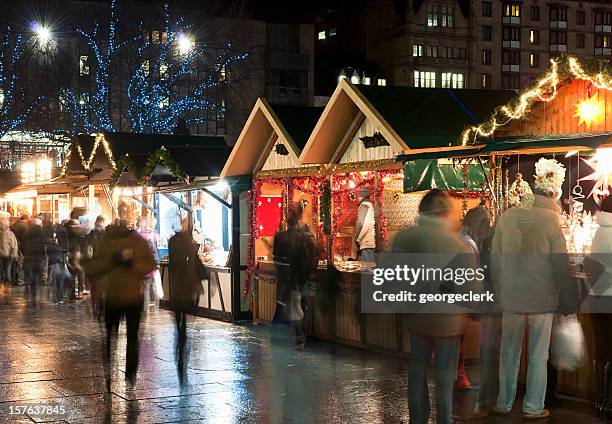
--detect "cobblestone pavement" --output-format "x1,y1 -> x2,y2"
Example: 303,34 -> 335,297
0,285 -> 600,423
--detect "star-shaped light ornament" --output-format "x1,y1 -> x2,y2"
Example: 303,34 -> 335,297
575,94 -> 605,129
579,148 -> 612,203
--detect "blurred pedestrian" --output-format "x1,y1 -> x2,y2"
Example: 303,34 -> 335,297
11,214 -> 28,285
168,218 -> 204,383
137,216 -> 161,313
455,205 -> 491,392
22,218 -> 46,299
491,180 -> 578,419
391,189 -> 476,424
87,215 -> 106,318
64,209 -> 90,299
83,220 -> 155,387
0,217 -> 18,290
45,219 -> 69,305
273,203 -> 318,347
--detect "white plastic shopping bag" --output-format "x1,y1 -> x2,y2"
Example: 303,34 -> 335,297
153,270 -> 164,300
550,314 -> 586,371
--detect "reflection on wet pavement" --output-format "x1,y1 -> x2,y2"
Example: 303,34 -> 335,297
0,285 -> 599,423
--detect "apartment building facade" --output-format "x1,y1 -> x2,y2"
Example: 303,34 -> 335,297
319,0 -> 612,91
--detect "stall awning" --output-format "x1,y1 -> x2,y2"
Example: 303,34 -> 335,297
396,132 -> 612,164
481,133 -> 612,154
404,160 -> 486,193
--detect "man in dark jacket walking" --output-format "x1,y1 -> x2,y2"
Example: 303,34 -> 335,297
23,218 -> 46,299
45,219 -> 69,304
168,218 -> 204,382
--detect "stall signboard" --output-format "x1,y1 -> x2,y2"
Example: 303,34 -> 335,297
403,159 -> 486,193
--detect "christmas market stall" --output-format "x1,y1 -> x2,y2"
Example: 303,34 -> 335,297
220,98 -> 324,324
65,132 -> 246,321
296,80 -> 514,357
430,56 -> 612,399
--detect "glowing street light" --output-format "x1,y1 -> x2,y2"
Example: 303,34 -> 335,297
177,33 -> 194,55
32,22 -> 52,49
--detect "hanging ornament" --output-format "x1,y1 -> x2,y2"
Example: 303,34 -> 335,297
392,192 -> 400,201
579,148 -> 612,205
534,157 -> 566,200
508,172 -> 534,208
571,184 -> 585,214
348,192 -> 356,202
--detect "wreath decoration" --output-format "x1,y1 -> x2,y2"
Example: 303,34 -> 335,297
139,146 -> 186,184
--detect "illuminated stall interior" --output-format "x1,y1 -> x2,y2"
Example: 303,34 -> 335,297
221,98 -> 324,279
300,79 -> 514,265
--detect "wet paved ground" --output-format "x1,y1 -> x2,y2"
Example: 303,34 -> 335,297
0,284 -> 601,423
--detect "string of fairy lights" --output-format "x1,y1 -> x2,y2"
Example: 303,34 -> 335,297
460,56 -> 612,145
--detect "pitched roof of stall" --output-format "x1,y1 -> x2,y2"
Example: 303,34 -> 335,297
356,85 -> 516,149
299,79 -> 514,164
220,98 -> 323,177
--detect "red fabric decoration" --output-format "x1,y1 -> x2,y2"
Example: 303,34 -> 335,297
255,195 -> 283,237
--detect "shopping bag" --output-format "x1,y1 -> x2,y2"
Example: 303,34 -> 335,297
153,270 -> 164,300
550,314 -> 586,371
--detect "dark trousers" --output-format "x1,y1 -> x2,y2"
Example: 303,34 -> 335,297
409,335 -> 461,424
24,257 -> 44,294
105,303 -> 142,379
0,256 -> 12,283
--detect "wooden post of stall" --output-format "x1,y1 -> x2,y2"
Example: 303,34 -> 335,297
88,185 -> 95,214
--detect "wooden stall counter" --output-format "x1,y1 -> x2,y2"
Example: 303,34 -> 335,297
254,260 -> 481,360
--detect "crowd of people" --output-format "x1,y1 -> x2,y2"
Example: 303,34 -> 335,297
388,185 -> 611,423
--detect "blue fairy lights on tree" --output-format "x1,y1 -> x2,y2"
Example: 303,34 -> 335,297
62,0 -> 247,135
0,27 -> 42,140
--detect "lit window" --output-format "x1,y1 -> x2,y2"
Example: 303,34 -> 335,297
503,3 -> 520,17
159,97 -> 169,109
161,31 -> 168,44
329,28 -> 337,36
160,62 -> 168,80
318,31 -> 326,40
442,72 -> 464,88
79,92 -> 89,107
413,44 -> 424,57
441,6 -> 454,28
142,60 -> 150,77
529,30 -> 539,44
427,5 -> 438,27
0,88 -> 4,106
377,78 -> 387,86
363,77 -> 371,85
79,55 -> 89,76
413,71 -> 436,88
219,64 -> 227,81
426,46 -> 438,57
152,30 -> 160,43
530,53 -> 539,68
481,73 -> 490,88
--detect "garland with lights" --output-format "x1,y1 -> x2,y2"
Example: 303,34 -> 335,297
461,56 -> 612,145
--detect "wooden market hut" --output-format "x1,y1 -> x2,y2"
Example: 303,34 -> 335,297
297,79 -> 515,357
220,98 -> 324,322
399,57 -> 612,400
61,132 -> 254,321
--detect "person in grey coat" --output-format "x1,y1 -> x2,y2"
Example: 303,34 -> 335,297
353,187 -> 376,262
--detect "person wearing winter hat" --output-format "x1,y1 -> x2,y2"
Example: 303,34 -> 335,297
492,158 -> 578,420
353,186 -> 376,262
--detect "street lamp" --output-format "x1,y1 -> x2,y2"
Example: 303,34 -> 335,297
177,33 -> 194,55
32,22 -> 52,49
